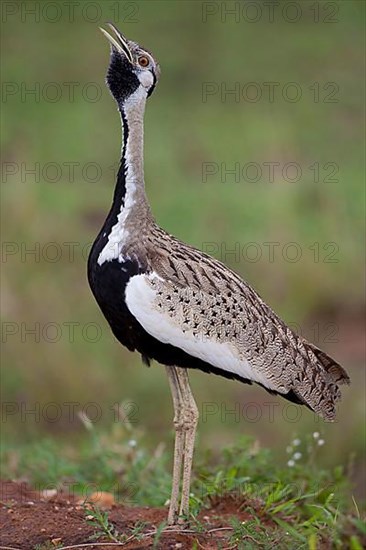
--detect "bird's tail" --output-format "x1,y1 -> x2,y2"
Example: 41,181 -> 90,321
292,341 -> 350,421
307,342 -> 350,383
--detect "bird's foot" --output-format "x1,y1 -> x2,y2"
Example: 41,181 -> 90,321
177,515 -> 189,527
166,509 -> 189,528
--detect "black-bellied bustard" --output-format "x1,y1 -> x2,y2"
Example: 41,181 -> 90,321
87,24 -> 350,525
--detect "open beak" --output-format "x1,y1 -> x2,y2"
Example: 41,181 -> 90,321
99,23 -> 133,63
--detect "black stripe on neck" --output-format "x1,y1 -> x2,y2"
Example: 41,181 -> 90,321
113,107 -> 129,209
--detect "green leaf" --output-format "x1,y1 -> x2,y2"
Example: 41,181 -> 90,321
350,535 -> 363,550
308,532 -> 317,550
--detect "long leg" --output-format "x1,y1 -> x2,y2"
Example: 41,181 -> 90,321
165,366 -> 185,525
176,368 -> 199,523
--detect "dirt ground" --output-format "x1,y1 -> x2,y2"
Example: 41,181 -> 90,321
0,480 -> 277,549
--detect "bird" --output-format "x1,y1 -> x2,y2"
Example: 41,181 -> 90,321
87,24 -> 350,526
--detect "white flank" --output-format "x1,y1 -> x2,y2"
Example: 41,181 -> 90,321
98,88 -> 147,266
125,273 -> 275,389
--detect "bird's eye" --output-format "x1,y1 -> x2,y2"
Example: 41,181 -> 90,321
138,55 -> 150,68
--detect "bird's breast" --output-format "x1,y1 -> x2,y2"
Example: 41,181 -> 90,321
87,246 -> 147,351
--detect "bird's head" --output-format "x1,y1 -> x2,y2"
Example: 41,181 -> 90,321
100,23 -> 160,106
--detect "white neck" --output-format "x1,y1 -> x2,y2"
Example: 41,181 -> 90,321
122,87 -> 146,188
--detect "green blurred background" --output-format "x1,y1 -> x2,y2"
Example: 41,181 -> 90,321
1,1 -> 365,494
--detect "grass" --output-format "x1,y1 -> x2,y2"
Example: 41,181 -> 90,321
86,505 -> 125,542
1,419 -> 365,549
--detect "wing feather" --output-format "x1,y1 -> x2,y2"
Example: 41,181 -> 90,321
125,272 -> 275,389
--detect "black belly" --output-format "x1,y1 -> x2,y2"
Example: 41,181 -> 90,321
87,251 -> 305,406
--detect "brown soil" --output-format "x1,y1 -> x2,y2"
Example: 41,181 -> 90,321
0,480 -> 275,549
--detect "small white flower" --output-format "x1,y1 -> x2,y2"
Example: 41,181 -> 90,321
293,452 -> 302,460
286,446 -> 293,454
292,438 -> 301,446
287,459 -> 295,467
128,439 -> 137,447
313,432 -> 320,439
318,439 -> 325,446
